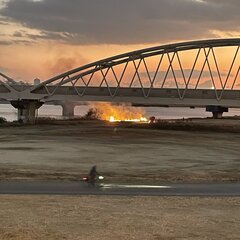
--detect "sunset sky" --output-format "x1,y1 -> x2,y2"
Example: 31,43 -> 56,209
0,0 -> 240,83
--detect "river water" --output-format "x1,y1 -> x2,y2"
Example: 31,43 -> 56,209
1,104 -> 240,122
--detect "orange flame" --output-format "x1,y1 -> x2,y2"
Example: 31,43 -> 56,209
109,116 -> 148,123
91,103 -> 149,123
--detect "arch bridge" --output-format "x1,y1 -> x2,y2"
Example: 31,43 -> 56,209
1,38 -> 240,122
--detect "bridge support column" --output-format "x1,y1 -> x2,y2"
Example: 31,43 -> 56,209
61,102 -> 76,118
206,106 -> 228,119
11,100 -> 43,124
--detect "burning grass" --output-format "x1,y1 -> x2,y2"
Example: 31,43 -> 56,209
90,103 -> 149,123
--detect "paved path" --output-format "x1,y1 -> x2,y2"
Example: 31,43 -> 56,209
0,181 -> 240,196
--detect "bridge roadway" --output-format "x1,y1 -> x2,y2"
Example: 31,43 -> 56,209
0,181 -> 239,196
1,84 -> 240,108
32,86 -> 240,108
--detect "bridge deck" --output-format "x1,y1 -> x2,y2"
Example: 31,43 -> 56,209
30,86 -> 240,107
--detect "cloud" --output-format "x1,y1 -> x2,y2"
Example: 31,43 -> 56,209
0,66 -> 9,73
140,69 -> 228,81
1,0 -> 240,45
0,38 -> 34,45
25,31 -> 71,42
198,79 -> 213,88
0,40 -> 11,45
0,20 -> 8,25
12,31 -> 23,37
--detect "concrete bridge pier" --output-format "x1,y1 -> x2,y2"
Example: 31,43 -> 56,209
206,106 -> 228,119
11,100 -> 43,124
61,102 -> 76,118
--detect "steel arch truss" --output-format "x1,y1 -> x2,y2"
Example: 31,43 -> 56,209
0,72 -> 18,92
32,39 -> 240,101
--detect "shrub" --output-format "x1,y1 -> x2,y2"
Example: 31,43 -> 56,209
83,108 -> 101,120
0,117 -> 7,124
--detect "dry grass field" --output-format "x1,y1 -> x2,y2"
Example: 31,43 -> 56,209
0,196 -> 239,240
0,120 -> 239,183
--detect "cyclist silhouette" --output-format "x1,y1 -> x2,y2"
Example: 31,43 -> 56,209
88,165 -> 99,186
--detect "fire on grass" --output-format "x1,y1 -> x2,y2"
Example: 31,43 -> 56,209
91,103 -> 150,123
109,116 -> 149,123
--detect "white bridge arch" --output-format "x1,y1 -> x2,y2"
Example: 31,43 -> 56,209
30,38 -> 240,104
